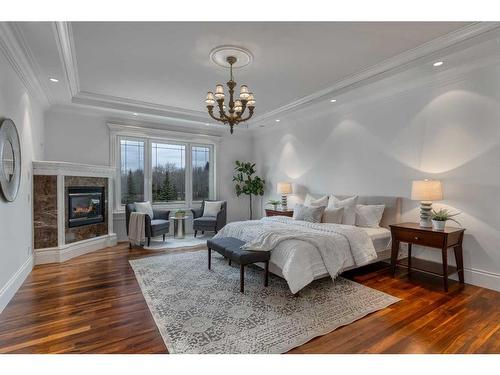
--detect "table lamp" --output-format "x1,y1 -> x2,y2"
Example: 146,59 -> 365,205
277,182 -> 292,210
411,179 -> 443,227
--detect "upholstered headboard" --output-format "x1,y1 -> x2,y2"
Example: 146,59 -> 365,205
307,194 -> 402,228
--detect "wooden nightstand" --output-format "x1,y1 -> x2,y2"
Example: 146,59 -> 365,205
265,209 -> 294,217
390,222 -> 465,292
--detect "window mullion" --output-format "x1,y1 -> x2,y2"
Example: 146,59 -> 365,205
186,143 -> 192,208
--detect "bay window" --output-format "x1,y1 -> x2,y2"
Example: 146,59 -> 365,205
114,128 -> 216,211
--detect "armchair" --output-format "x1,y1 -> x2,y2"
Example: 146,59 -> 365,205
191,200 -> 227,237
125,203 -> 171,247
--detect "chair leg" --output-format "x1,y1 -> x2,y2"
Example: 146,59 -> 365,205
229,259 -> 232,266
147,237 -> 150,246
264,261 -> 269,287
202,231 -> 204,235
129,242 -> 132,249
208,248 -> 211,270
163,234 -> 166,242
240,264 -> 245,293
194,230 -> 197,237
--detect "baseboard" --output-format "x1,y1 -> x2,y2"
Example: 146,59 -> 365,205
0,254 -> 34,314
450,267 -> 500,292
34,233 -> 118,265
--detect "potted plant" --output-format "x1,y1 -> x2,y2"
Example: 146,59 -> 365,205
175,209 -> 186,218
266,199 -> 280,211
233,161 -> 265,220
431,208 -> 461,230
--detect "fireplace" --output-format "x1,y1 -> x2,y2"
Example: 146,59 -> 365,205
67,186 -> 105,228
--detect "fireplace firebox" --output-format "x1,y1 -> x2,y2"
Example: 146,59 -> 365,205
67,186 -> 105,228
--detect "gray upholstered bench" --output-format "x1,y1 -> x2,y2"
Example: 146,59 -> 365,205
207,237 -> 270,293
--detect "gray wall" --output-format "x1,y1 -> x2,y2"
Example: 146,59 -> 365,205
253,48 -> 500,291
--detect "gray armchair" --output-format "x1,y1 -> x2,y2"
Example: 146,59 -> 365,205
191,200 -> 227,237
125,203 -> 170,247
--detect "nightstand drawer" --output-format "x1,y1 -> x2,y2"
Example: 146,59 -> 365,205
394,228 -> 445,248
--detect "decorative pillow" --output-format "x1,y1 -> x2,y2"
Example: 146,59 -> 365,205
203,201 -> 222,217
322,207 -> 344,224
328,195 -> 358,225
304,193 -> 329,207
293,204 -> 326,223
134,201 -> 154,219
355,204 -> 385,228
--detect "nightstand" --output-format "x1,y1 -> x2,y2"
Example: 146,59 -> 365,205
389,222 -> 465,292
265,209 -> 294,217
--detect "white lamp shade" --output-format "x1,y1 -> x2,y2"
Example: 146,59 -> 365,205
277,182 -> 292,195
411,180 -> 443,201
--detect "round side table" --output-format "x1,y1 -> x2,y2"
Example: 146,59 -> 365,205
170,215 -> 190,239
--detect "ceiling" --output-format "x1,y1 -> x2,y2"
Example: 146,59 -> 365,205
11,21 -> 495,127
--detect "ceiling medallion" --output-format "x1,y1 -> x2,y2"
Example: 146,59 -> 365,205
205,46 -> 255,134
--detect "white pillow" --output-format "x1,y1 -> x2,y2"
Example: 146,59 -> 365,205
293,204 -> 326,223
203,201 -> 222,217
304,193 -> 329,207
134,201 -> 154,219
355,204 -> 385,228
328,195 -> 358,225
321,207 -> 344,224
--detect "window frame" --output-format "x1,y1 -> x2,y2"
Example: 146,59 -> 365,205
110,123 -> 219,213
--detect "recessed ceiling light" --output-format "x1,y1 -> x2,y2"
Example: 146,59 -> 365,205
330,99 -> 337,103
132,113 -> 138,116
49,78 -> 59,82
433,61 -> 444,67
275,119 -> 280,122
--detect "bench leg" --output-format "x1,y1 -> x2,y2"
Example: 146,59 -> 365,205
229,259 -> 232,266
264,261 -> 269,287
240,264 -> 245,293
208,248 -> 211,270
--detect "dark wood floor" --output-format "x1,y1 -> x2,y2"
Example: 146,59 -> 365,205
0,243 -> 498,354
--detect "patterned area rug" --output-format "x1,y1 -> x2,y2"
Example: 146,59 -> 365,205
143,234 -> 213,250
130,250 -> 400,354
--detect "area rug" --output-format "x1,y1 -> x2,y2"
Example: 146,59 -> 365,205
143,234 -> 212,250
130,250 -> 400,354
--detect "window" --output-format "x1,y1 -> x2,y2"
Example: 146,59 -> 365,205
152,143 -> 186,203
120,139 -> 145,204
114,129 -> 216,210
192,146 -> 211,201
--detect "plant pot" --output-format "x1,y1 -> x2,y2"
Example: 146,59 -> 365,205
175,211 -> 185,219
432,219 -> 446,231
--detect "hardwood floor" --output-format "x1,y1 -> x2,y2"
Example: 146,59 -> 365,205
0,243 -> 498,354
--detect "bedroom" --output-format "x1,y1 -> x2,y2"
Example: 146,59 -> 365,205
0,0 -> 499,371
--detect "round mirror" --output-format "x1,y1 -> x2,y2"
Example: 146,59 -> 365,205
2,139 -> 15,182
0,119 -> 21,202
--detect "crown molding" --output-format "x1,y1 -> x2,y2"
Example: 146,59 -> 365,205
0,22 -> 50,107
249,22 -> 500,126
53,21 -> 80,99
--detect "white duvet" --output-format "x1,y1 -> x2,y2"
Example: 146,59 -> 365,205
213,216 -> 378,293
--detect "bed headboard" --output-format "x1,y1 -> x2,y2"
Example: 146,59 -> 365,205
310,194 -> 402,228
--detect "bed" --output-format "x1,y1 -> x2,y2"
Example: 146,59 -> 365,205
214,195 -> 401,293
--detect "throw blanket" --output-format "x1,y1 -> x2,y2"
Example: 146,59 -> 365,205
129,212 -> 146,245
214,216 -> 377,281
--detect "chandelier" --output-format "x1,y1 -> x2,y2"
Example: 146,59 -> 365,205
205,55 -> 255,134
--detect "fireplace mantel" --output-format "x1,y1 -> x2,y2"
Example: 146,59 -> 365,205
33,160 -> 115,178
32,161 -> 117,264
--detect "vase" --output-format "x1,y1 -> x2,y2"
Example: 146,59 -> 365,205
432,219 -> 446,231
273,204 -> 278,210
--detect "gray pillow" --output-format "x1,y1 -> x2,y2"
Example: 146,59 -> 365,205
293,204 -> 326,223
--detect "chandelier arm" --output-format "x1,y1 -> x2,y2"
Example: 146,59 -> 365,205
207,108 -> 224,122
238,107 -> 255,122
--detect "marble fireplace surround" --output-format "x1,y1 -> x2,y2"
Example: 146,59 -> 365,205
33,161 -> 117,264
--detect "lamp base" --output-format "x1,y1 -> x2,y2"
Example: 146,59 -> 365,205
281,195 -> 288,211
419,201 -> 433,227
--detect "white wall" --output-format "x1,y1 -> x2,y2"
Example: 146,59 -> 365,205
0,53 -> 45,312
253,48 -> 500,291
44,109 -> 254,240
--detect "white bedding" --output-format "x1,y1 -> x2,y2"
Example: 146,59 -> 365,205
214,217 -> 390,294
